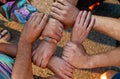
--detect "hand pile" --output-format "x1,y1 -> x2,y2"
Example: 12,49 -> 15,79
17,0 -> 95,79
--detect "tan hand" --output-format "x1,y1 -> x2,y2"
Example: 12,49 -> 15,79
62,41 -> 90,68
48,56 -> 74,79
50,0 -> 79,29
41,18 -> 64,43
20,12 -> 48,44
71,11 -> 95,44
32,41 -> 57,68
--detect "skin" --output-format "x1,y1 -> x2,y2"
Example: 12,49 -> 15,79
33,18 -> 64,68
32,0 -> 78,74
71,11 -> 95,44
48,56 -> 74,79
41,18 -> 64,43
33,41 -> 57,68
51,0 -> 120,41
0,43 -> 17,57
62,11 -> 95,68
11,12 -> 48,79
50,0 -> 79,28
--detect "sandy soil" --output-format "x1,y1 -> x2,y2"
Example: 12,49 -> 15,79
0,0 -> 120,79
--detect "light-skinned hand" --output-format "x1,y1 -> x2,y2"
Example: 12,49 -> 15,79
62,41 -> 90,68
41,18 -> 64,43
20,12 -> 48,44
71,11 -> 95,44
32,41 -> 57,68
48,56 -> 74,79
50,0 -> 79,29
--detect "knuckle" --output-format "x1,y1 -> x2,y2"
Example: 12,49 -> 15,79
62,11 -> 67,16
50,32 -> 54,36
59,67 -> 64,71
58,72 -> 62,76
51,18 -> 56,22
61,17 -> 66,21
73,44 -> 78,49
41,62 -> 47,68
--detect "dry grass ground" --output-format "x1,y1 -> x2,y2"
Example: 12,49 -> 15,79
0,0 -> 120,79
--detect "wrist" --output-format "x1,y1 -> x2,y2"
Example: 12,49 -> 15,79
18,39 -> 32,47
19,37 -> 33,45
87,54 -> 101,68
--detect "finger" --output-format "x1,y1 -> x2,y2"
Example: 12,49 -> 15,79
66,41 -> 75,47
52,2 -> 65,10
55,29 -> 63,39
30,14 -> 38,23
87,17 -> 95,32
32,49 -> 36,57
57,0 -> 69,6
50,12 -> 62,21
79,11 -> 88,27
65,61 -> 74,69
35,13 -> 44,25
62,50 -> 71,58
41,58 -> 48,68
36,53 -> 43,66
63,46 -> 72,52
32,52 -> 38,65
28,14 -> 34,23
58,72 -> 71,79
51,6 -> 63,16
52,24 -> 63,37
63,70 -> 73,78
38,14 -> 48,31
57,22 -> 64,33
35,46 -> 44,66
65,65 -> 74,73
41,51 -> 52,68
62,55 -> 69,61
83,11 -> 92,29
74,11 -> 83,26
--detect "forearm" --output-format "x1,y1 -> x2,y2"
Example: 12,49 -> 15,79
11,41 -> 33,79
0,43 -> 17,57
93,15 -> 120,41
88,47 -> 120,68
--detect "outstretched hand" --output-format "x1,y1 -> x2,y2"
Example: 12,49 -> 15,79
71,11 -> 95,44
20,12 -> 48,44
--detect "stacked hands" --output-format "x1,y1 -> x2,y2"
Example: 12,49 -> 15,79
19,0 -> 95,79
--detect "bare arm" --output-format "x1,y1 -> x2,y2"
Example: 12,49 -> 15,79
93,15 -> 120,41
11,41 -> 33,79
89,47 -> 120,68
11,12 -> 48,79
0,43 -> 17,57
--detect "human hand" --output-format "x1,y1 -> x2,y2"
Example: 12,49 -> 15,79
32,41 -> 57,68
62,41 -> 90,68
0,0 -> 6,3
41,18 -> 64,43
71,11 -> 95,44
48,56 -> 74,79
20,12 -> 48,44
50,0 -> 79,29
66,0 -> 78,5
